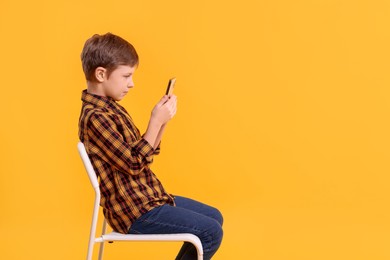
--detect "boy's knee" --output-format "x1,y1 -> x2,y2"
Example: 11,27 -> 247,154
209,219 -> 223,242
215,223 -> 223,244
217,209 -> 224,226
211,207 -> 224,226
203,222 -> 223,256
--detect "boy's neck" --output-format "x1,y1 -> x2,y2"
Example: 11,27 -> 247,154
87,81 -> 106,97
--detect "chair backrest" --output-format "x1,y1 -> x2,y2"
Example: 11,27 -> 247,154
77,142 -> 99,190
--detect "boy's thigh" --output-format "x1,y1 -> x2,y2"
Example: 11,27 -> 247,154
128,204 -> 219,235
174,196 -> 223,226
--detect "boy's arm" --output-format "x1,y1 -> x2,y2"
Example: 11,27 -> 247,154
154,124 -> 167,151
141,124 -> 164,155
88,112 -> 156,176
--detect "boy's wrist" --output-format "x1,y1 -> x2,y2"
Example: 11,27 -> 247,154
150,116 -> 164,129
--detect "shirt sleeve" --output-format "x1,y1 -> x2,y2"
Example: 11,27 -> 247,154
142,134 -> 161,155
87,112 -> 156,175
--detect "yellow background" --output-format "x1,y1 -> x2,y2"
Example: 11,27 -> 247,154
1,0 -> 389,259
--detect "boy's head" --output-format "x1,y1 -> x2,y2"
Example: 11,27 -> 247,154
81,33 -> 139,82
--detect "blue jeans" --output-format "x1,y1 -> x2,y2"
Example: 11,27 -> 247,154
128,196 -> 223,260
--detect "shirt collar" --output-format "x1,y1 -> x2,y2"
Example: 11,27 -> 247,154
81,89 -> 117,109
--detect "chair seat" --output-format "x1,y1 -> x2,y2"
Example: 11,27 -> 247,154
97,232 -> 203,253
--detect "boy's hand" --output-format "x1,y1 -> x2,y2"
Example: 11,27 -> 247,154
151,95 -> 177,126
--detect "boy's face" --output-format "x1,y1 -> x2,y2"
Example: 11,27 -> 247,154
102,65 -> 136,101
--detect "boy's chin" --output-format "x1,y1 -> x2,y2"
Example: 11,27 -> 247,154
112,96 -> 124,101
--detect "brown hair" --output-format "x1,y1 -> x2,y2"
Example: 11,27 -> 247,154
81,33 -> 139,81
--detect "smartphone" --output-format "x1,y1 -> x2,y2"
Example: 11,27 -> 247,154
165,78 -> 176,96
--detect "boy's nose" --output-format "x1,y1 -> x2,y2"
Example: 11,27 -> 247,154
127,80 -> 134,88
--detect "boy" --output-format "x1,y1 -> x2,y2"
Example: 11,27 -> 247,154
78,33 -> 223,260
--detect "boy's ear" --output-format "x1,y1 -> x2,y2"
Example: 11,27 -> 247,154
95,67 -> 106,82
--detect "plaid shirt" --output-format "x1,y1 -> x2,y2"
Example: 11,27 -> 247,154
78,89 -> 174,234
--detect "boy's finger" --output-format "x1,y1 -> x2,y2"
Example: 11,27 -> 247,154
166,95 -> 177,104
158,95 -> 169,105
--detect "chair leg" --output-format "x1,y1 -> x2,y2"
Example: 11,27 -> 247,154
87,206 -> 100,260
98,242 -> 105,260
98,220 -> 108,260
86,241 -> 94,260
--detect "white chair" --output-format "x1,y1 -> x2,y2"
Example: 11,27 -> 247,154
77,142 -> 204,260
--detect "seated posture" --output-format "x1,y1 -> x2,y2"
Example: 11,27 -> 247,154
78,33 -> 223,260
